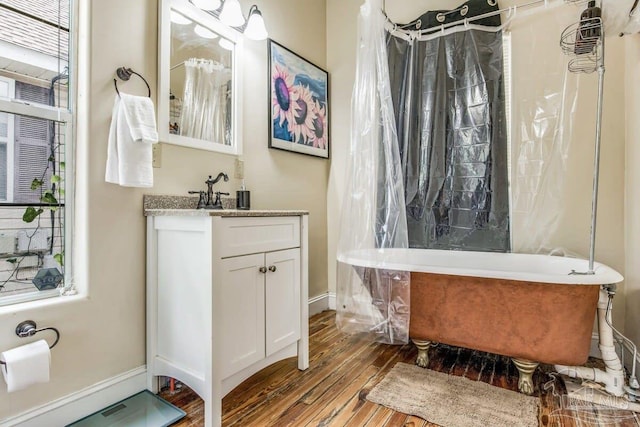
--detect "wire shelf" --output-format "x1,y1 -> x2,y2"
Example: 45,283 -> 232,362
560,17 -> 603,73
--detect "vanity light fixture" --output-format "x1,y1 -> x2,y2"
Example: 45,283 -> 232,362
219,0 -> 245,27
190,0 -> 269,40
244,5 -> 268,40
219,38 -> 234,50
191,0 -> 221,11
170,10 -> 192,25
194,24 -> 218,39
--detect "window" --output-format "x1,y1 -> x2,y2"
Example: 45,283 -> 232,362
0,0 -> 72,305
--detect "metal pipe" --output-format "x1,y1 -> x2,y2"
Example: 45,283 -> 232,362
555,286 -> 626,397
588,39 -> 605,273
386,0 -> 564,37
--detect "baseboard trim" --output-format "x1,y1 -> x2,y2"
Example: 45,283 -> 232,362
308,293 -> 329,316
308,292 -> 337,316
2,366 -> 146,427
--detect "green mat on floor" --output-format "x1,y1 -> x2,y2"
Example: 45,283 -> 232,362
67,390 -> 186,427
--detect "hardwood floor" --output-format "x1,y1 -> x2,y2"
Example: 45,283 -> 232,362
161,310 -> 640,427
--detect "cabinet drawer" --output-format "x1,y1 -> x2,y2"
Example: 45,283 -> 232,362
218,216 -> 300,257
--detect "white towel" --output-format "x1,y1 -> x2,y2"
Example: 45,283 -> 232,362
105,93 -> 158,188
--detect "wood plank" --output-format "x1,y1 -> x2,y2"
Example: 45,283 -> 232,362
160,311 -> 640,427
364,406 -> 394,426
299,365 -> 379,426
381,411 -> 409,426
342,399 -> 380,427
224,336 -> 376,425
403,415 -> 428,427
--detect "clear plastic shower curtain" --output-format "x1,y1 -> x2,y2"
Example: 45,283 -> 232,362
508,9 -> 580,254
335,0 -> 410,345
180,58 -> 230,145
336,0 -> 582,345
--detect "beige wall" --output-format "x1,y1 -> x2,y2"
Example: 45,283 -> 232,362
0,0 -> 327,420
155,0 -> 329,301
625,35 -> 640,351
327,1 -> 627,326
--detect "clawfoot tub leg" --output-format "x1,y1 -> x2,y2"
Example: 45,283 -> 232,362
512,358 -> 539,395
412,339 -> 433,368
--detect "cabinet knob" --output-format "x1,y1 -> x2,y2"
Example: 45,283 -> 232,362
268,265 -> 277,272
259,266 -> 267,274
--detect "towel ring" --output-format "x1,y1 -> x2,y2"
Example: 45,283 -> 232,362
114,66 -> 151,98
0,320 -> 60,365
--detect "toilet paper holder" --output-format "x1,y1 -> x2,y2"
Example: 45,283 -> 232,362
0,320 -> 60,365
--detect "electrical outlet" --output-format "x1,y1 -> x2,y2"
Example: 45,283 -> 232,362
234,158 -> 244,179
152,144 -> 162,168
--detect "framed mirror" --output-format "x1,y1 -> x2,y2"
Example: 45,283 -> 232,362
158,0 -> 243,154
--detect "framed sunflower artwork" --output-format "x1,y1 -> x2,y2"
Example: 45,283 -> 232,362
269,39 -> 329,159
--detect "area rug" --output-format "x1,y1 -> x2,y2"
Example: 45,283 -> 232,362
367,362 -> 539,427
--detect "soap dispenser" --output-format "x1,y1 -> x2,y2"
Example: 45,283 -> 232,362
236,180 -> 250,210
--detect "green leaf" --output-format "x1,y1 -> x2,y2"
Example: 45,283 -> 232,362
53,253 -> 64,267
60,162 -> 65,170
48,155 -> 55,163
51,175 -> 61,184
30,179 -> 44,190
23,207 -> 44,223
59,189 -> 65,196
41,193 -> 58,204
6,258 -> 17,264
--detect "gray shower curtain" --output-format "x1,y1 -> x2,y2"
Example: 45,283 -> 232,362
385,0 -> 510,252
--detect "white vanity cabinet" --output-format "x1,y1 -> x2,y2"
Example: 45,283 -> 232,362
146,211 -> 309,427
219,247 -> 301,378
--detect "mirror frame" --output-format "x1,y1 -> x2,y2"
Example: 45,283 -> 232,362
158,0 -> 243,155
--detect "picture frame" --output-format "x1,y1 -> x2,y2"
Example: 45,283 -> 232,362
268,39 -> 330,159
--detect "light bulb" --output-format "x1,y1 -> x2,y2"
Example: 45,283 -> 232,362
220,0 -> 245,27
219,38 -> 234,51
191,0 -> 221,10
244,6 -> 268,40
170,11 -> 192,25
194,24 -> 218,39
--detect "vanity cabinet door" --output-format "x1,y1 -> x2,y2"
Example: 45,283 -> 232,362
220,253 -> 266,378
265,248 -> 301,357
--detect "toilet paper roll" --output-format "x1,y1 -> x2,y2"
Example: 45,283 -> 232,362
1,339 -> 50,392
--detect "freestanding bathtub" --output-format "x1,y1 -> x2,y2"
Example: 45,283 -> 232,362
338,249 -> 624,394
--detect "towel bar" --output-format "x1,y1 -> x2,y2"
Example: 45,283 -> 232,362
0,320 -> 60,365
114,66 -> 151,97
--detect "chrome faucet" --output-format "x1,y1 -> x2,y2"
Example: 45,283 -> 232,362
189,173 -> 229,209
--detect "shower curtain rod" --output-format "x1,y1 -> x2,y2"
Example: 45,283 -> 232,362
385,0 -> 575,39
170,58 -> 228,71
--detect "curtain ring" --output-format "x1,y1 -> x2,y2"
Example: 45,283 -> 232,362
487,0 -> 497,5
415,18 -> 422,29
460,5 -> 469,16
436,13 -> 446,23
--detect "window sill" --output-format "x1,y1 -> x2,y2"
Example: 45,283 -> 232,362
0,292 -> 87,316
